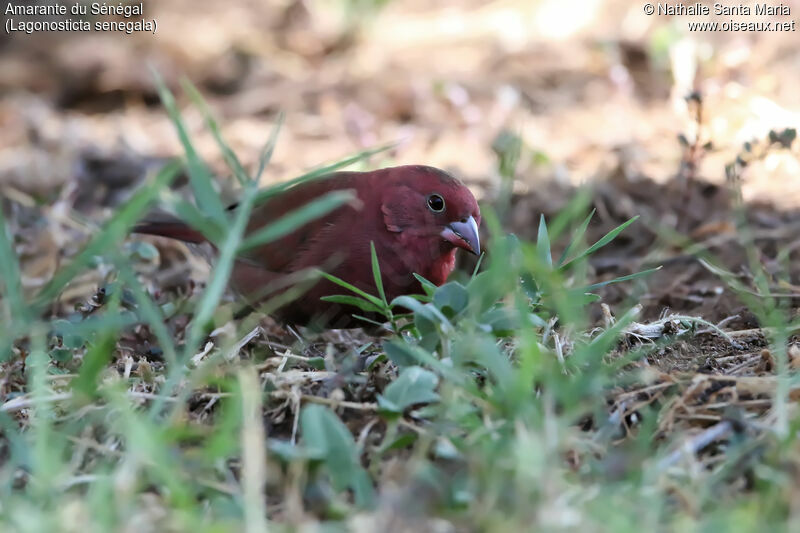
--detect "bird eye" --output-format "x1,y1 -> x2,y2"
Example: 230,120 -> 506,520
427,194 -> 445,212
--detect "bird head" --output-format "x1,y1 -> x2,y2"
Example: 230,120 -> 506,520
380,165 -> 481,255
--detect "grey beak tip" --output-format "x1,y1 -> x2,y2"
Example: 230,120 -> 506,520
448,215 -> 480,255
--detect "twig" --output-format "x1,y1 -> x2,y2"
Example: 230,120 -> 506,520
0,390 -> 179,413
225,326 -> 263,361
270,390 -> 378,411
657,420 -> 732,471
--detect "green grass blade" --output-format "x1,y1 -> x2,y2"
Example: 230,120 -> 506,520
252,144 -> 393,204
106,388 -> 194,507
557,209 -> 595,267
0,200 -> 29,324
319,272 -> 384,308
320,295 -> 384,314
370,242 -> 388,306
34,162 -> 180,309
558,215 -> 639,272
238,190 -> 356,253
471,252 -> 485,279
72,319 -> 120,400
536,214 -> 552,267
152,69 -> 227,224
238,367 -> 269,532
254,111 -> 284,183
153,180 -> 261,416
183,79 -> 251,186
183,182 -> 259,359
162,192 -> 225,244
579,266 -> 661,292
116,262 -> 178,367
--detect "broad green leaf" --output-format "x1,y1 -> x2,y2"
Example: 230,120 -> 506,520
433,281 -> 469,316
378,366 -> 439,414
383,340 -> 418,367
382,340 -> 466,385
391,296 -> 453,333
268,439 -> 319,462
461,337 -> 514,392
478,307 -> 520,335
300,405 -> 375,508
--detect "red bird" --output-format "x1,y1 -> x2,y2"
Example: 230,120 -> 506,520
134,165 -> 480,327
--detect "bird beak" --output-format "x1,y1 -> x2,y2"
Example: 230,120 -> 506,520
441,215 -> 480,255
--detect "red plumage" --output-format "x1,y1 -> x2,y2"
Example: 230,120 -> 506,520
134,165 -> 481,327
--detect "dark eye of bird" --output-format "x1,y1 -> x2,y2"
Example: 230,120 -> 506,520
427,194 -> 445,212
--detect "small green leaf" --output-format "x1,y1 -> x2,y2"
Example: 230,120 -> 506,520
382,340 -> 466,385
383,341 -> 418,368
433,281 -> 469,316
300,405 -> 375,509
378,432 -> 418,453
268,439 -> 319,462
412,273 -> 437,298
124,241 -> 160,261
378,366 -> 440,415
391,296 -> 453,333
73,324 -> 120,399
519,273 -> 540,302
49,348 -> 73,363
479,307 -> 518,336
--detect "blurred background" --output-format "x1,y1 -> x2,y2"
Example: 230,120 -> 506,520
2,0 -> 800,202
